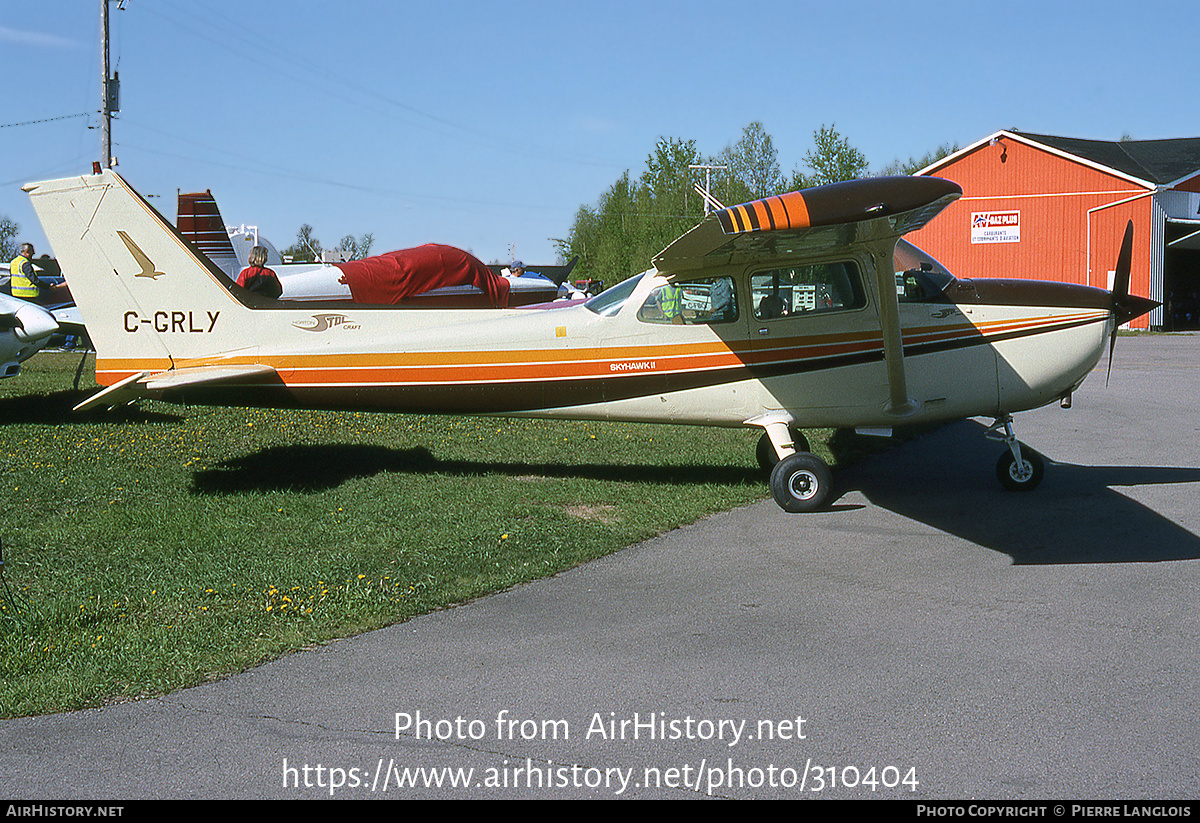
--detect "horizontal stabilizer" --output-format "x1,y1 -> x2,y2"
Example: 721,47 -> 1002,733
74,363 -> 278,412
73,371 -> 147,412
142,363 -> 277,390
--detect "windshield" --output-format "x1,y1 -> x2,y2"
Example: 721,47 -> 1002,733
895,239 -> 954,280
583,273 -> 645,317
894,239 -> 956,300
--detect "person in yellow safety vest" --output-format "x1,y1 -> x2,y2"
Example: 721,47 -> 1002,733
659,283 -> 683,324
8,243 -> 68,305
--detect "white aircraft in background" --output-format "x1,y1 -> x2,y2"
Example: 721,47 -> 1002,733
0,293 -> 62,378
175,190 -> 584,305
25,169 -> 1156,511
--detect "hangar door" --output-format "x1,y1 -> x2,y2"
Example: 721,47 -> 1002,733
1163,220 -> 1200,331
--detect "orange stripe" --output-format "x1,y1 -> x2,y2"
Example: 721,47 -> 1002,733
772,192 -> 810,229
750,200 -> 771,230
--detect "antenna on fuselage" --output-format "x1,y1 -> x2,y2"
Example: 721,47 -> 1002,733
690,164 -> 727,215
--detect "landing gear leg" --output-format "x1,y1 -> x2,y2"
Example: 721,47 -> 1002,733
987,415 -> 1045,492
755,427 -> 811,472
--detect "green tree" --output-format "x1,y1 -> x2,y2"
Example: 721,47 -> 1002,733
639,137 -> 706,252
559,122 -> 872,286
0,216 -> 19,262
284,225 -> 374,262
282,224 -> 322,263
556,137 -> 711,286
791,123 -> 868,188
716,121 -> 783,205
878,142 -> 959,176
337,233 -> 375,261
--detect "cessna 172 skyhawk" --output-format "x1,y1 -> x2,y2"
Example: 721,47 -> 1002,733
24,169 -> 1156,512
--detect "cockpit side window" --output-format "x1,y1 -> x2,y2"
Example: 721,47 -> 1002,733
751,261 -> 865,320
637,276 -> 738,325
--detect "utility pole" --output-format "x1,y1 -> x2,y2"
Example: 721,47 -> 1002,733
100,0 -> 120,168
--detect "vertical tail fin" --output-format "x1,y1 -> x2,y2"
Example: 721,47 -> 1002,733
24,170 -> 253,386
177,190 -> 241,277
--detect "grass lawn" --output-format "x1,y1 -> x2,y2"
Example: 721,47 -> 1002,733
1,350 -> 862,719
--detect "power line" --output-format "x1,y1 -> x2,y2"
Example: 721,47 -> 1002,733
0,113 -> 89,129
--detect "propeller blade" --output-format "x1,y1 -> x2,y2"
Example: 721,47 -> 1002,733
1112,220 -> 1133,305
1106,221 -> 1133,385
1105,221 -> 1161,384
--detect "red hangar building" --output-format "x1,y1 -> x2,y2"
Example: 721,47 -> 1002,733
906,130 -> 1200,331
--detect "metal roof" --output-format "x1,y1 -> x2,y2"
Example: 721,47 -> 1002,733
1014,133 -> 1200,187
924,131 -> 1200,190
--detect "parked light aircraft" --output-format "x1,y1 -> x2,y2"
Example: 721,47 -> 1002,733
24,169 -> 1157,511
175,189 -> 584,305
2,252 -> 88,377
0,293 -> 62,378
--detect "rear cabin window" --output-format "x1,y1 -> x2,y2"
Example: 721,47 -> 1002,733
637,276 -> 738,325
751,261 -> 866,320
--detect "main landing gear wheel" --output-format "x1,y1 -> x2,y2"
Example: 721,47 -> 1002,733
755,428 -> 811,472
996,446 -> 1045,492
770,452 -> 833,513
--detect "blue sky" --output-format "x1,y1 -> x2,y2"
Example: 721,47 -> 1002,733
3,0 -> 1197,266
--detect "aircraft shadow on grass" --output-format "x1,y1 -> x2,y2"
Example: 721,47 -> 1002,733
188,443 -> 763,496
834,419 -> 1200,565
0,390 -> 181,426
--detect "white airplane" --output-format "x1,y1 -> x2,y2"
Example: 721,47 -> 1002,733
0,293 -> 63,378
24,169 -> 1156,512
175,189 -> 584,305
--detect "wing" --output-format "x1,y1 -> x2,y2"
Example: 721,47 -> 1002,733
654,176 -> 961,274
50,304 -> 87,334
655,176 -> 962,419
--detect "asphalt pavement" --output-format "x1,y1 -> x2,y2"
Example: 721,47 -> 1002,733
2,334 -> 1199,799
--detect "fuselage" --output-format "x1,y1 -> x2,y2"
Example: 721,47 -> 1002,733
100,246 -> 1113,431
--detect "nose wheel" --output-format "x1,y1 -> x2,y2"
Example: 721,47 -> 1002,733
988,415 -> 1045,492
996,448 -> 1045,491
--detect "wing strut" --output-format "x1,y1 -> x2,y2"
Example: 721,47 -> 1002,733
874,256 -> 918,417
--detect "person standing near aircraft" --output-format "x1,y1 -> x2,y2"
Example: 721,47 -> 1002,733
8,243 -> 68,305
659,282 -> 683,323
235,245 -> 283,299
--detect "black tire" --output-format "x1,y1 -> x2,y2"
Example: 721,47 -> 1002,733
770,452 -> 833,513
996,446 -> 1045,491
755,428 -> 811,472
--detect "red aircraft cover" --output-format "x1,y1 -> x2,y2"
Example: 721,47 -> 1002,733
336,244 -> 510,307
